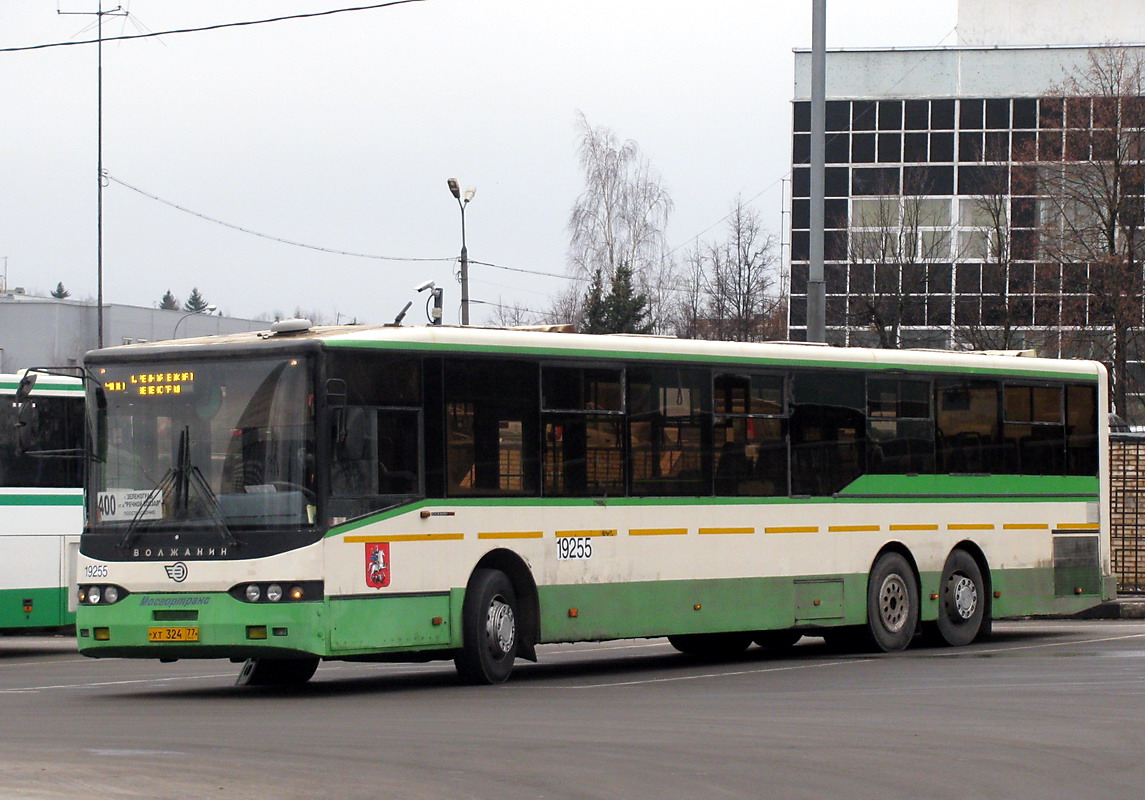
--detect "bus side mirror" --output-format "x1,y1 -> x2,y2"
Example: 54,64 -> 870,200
14,372 -> 37,403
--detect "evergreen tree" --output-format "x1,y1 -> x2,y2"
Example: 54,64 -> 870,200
580,263 -> 652,334
159,290 -> 179,310
580,269 -> 610,334
604,263 -> 653,334
50,282 -> 70,299
184,287 -> 210,313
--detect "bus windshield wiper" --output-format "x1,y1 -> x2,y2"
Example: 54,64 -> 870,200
118,427 -> 237,550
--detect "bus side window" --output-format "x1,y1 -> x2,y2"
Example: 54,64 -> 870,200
1066,384 -> 1098,476
713,372 -> 788,497
444,359 -> 539,497
866,377 -> 934,475
1003,384 -> 1066,475
935,379 -> 1001,474
789,370 -> 864,496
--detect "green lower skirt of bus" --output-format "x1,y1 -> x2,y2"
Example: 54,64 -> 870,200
76,592 -> 328,659
74,564 -> 1107,659
0,586 -> 72,630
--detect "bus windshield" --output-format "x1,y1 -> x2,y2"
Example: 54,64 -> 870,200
90,356 -> 315,533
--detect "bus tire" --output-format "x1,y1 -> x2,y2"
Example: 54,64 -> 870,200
866,552 -> 919,652
667,632 -> 753,657
237,657 -> 319,686
935,549 -> 987,647
455,568 -> 518,685
752,631 -> 802,649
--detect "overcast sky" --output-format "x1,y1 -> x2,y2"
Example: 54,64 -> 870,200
1,0 -> 958,325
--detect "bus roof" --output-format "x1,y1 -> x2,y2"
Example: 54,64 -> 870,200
85,323 -> 1105,382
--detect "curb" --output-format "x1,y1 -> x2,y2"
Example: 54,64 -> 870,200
1072,598 -> 1145,620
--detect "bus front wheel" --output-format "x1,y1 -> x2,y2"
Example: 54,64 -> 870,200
934,550 -> 988,647
455,569 -> 518,684
866,552 -> 919,652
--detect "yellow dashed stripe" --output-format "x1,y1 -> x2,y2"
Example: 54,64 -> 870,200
629,528 -> 687,536
556,529 -> 618,538
478,531 -> 543,540
889,524 -> 940,531
1003,523 -> 1050,530
948,523 -> 995,531
764,526 -> 819,534
828,525 -> 880,532
1061,523 -> 1100,530
698,527 -> 754,535
344,533 -> 465,543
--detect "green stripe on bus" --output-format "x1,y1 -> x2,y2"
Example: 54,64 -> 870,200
0,494 -> 83,506
837,474 -> 1099,497
323,339 -> 1098,381
0,381 -> 84,393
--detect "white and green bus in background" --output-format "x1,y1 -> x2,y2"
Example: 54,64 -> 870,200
74,324 -> 1112,684
0,372 -> 84,632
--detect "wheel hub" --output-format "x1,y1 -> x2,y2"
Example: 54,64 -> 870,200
949,574 -> 978,620
878,574 -> 909,633
485,597 -> 516,657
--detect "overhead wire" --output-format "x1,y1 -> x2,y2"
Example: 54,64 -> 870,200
2,0 -> 424,53
107,173 -> 453,263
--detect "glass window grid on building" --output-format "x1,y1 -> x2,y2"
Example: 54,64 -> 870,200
788,96 -> 1144,385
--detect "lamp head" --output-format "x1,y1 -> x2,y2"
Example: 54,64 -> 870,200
447,178 -> 460,199
463,187 -> 476,203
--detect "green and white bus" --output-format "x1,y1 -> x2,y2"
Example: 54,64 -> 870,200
0,372 -> 84,632
75,324 -> 1112,684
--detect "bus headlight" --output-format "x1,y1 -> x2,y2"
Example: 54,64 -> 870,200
88,586 -> 102,604
228,581 -> 323,603
103,586 -> 119,604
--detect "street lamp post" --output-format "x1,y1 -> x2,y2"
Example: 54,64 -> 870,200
447,178 -> 476,326
173,304 -> 218,338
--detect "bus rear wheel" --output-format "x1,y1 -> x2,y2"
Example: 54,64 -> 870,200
866,552 -> 919,652
237,657 -> 319,686
455,569 -> 518,685
667,632 -> 753,657
934,550 -> 988,647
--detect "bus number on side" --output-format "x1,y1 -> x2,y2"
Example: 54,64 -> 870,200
557,537 -> 593,560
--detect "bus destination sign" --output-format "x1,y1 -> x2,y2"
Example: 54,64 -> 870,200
104,370 -> 196,397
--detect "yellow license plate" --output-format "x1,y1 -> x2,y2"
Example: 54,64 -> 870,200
148,626 -> 199,642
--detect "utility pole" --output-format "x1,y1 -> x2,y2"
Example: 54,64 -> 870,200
807,0 -> 827,343
58,2 -> 126,349
447,178 -> 476,326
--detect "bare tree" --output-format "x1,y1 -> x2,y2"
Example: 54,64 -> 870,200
702,199 -> 783,341
669,243 -> 707,339
488,297 -> 538,328
565,112 -> 675,332
954,175 -> 1038,351
1035,48 -> 1145,417
848,188 -> 955,348
667,200 -> 784,342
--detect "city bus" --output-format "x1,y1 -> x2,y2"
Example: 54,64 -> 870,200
0,372 -> 84,633
74,323 -> 1112,685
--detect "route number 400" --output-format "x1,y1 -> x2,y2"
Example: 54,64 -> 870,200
557,536 -> 593,560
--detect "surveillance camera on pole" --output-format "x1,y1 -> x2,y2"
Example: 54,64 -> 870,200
416,280 -> 443,326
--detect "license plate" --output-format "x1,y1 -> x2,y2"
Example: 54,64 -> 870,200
148,626 -> 199,642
